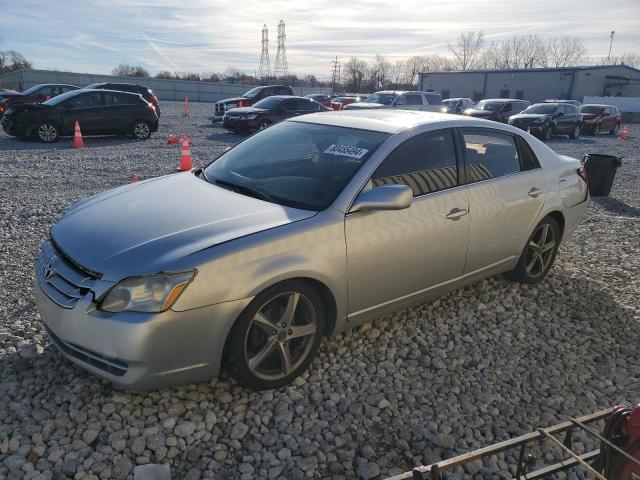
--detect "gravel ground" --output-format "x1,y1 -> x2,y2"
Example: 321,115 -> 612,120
0,102 -> 638,480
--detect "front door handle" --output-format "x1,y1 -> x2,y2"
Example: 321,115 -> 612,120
445,207 -> 468,221
528,187 -> 543,198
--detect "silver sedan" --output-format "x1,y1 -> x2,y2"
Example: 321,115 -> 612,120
34,110 -> 588,390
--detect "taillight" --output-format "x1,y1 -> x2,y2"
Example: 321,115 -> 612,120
151,94 -> 159,105
577,166 -> 588,184
146,103 -> 156,113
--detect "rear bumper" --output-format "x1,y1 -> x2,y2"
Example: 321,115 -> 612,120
34,278 -> 251,390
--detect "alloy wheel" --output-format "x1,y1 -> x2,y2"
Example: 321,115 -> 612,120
524,223 -> 556,277
134,122 -> 150,139
573,125 -> 580,139
244,292 -> 317,381
38,123 -> 57,142
544,126 -> 552,141
259,121 -> 271,130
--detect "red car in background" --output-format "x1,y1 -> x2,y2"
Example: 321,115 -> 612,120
304,94 -> 332,108
580,104 -> 622,135
330,95 -> 367,110
0,84 -> 79,118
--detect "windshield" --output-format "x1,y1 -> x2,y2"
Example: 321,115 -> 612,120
252,97 -> 282,109
442,99 -> 454,105
242,87 -> 262,98
85,83 -> 103,89
475,100 -> 503,111
21,85 -> 45,95
581,105 -> 605,114
364,93 -> 396,105
203,122 -> 389,210
523,104 -> 557,114
42,90 -> 81,106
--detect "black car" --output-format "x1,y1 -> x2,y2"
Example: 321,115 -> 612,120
85,82 -> 161,116
222,95 -> 331,133
508,102 -> 582,140
214,85 -> 294,121
463,99 -> 530,123
1,89 -> 159,142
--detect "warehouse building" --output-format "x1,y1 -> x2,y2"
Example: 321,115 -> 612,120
418,65 -> 640,103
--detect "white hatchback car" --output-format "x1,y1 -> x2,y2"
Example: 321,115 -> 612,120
344,91 -> 442,112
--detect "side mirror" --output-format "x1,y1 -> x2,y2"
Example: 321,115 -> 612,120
556,111 -> 564,117
350,184 -> 413,213
602,112 -> 609,117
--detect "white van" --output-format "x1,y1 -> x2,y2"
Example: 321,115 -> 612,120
343,91 -> 442,112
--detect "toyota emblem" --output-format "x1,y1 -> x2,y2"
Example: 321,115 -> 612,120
43,261 -> 55,280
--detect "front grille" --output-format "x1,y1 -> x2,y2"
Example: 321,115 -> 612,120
45,325 -> 128,377
36,240 -> 96,309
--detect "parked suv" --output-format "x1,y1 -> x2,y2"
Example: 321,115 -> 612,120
342,91 -> 442,111
0,84 -> 79,118
214,85 -> 294,121
463,99 -> 530,123
86,83 -> 161,116
441,97 -> 475,114
223,96 -> 330,133
508,102 -> 582,140
580,104 -> 622,136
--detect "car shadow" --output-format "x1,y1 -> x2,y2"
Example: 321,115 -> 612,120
592,196 -> 640,218
0,135 -> 137,151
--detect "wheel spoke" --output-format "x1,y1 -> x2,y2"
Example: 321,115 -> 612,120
276,341 -> 293,374
529,240 -> 540,250
280,293 -> 300,327
287,323 -> 316,340
542,240 -> 555,252
539,224 -> 549,245
526,254 -> 537,273
252,312 -> 276,335
248,337 -> 277,371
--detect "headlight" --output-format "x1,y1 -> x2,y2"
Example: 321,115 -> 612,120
100,271 -> 196,313
245,114 -> 258,120
224,103 -> 236,111
440,107 -> 447,113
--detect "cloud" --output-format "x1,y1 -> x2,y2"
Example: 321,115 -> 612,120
2,0 -> 638,78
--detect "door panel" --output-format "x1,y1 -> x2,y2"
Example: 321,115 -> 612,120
345,187 -> 469,315
465,170 -> 544,272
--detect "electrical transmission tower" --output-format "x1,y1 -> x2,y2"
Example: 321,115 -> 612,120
273,20 -> 288,78
331,56 -> 341,93
258,24 -> 271,79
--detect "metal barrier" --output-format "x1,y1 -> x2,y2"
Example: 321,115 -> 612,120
385,408 -> 622,480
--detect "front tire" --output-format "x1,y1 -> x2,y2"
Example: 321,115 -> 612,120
257,120 -> 272,131
37,122 -> 59,143
610,123 -> 620,135
223,281 -> 325,390
542,125 -> 553,141
569,124 -> 580,139
131,120 -> 151,140
505,216 -> 560,284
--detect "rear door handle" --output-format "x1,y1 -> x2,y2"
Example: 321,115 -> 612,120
445,207 -> 468,221
528,187 -> 543,198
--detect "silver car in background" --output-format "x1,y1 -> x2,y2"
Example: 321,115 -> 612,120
343,91 -> 443,112
34,110 -> 588,390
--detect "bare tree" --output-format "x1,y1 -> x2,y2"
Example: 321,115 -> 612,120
610,53 -> 640,68
343,56 -> 367,93
0,50 -> 32,74
544,37 -> 587,67
448,31 -> 485,70
367,55 -> 392,90
112,64 -> 150,78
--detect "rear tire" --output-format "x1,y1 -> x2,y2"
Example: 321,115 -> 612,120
36,122 -> 59,143
505,216 -> 560,284
223,280 -> 325,390
131,120 -> 151,140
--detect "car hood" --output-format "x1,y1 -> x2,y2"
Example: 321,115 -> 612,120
465,109 -> 494,116
218,96 -> 250,105
51,172 -> 316,280
511,114 -> 550,120
225,107 -> 266,115
344,102 -> 385,109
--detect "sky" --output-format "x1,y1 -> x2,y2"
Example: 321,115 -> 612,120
1,0 -> 639,79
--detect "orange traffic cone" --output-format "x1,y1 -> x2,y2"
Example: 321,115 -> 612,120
182,96 -> 189,117
167,134 -> 179,145
73,121 -> 84,148
620,124 -> 628,140
131,175 -> 139,184
178,136 -> 193,171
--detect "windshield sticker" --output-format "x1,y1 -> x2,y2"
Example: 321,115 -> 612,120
324,144 -> 369,159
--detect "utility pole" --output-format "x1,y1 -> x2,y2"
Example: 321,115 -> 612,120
331,56 -> 340,94
607,31 -> 615,64
273,20 -> 288,78
258,24 -> 271,80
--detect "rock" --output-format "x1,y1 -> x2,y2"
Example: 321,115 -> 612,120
174,422 -> 196,438
19,343 -> 44,359
133,464 -> 171,480
231,422 -> 250,440
357,461 -> 381,479
82,429 -> 100,446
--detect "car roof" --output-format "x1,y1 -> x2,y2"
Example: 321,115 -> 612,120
34,83 -> 79,88
288,109 -> 521,134
581,104 -> 611,108
374,90 -> 424,95
479,98 -> 524,102
76,88 -> 142,97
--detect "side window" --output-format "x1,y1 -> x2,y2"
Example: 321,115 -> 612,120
296,99 -> 316,111
463,129 -> 520,181
73,92 -> 101,108
394,95 -> 408,106
117,93 -> 139,105
372,129 -> 458,197
516,136 -> 540,171
103,92 -> 118,105
283,98 -> 298,110
425,94 -> 442,105
406,94 -> 423,105
503,102 -> 512,112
